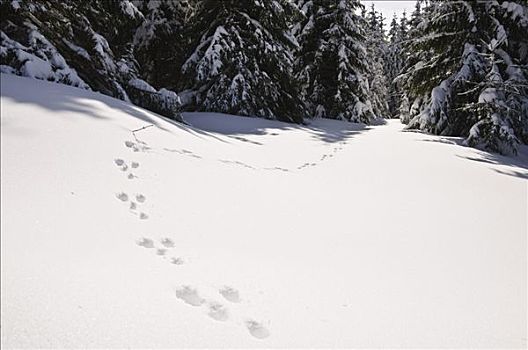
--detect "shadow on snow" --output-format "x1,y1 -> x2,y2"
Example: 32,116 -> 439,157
1,75 -> 370,146
183,112 -> 370,145
415,132 -> 528,181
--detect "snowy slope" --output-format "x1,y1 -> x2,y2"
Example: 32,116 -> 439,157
1,74 -> 526,348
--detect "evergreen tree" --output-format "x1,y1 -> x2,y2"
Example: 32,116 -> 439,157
386,12 -> 408,118
134,0 -> 194,91
180,0 -> 304,123
294,0 -> 373,122
1,0 -> 140,96
398,0 -> 428,124
388,14 -> 399,46
364,4 -> 389,119
399,0 -> 528,154
386,14 -> 398,118
0,0 -> 183,120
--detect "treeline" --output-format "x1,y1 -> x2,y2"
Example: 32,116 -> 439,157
1,0 -> 527,154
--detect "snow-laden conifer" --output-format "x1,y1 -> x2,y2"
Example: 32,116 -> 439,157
294,0 -> 373,123
399,0 -> 528,154
181,0 -> 304,123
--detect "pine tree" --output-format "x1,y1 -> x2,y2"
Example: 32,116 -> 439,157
364,4 -> 389,119
399,0 -> 528,154
398,0 -> 428,124
0,0 -> 141,96
134,0 -> 194,91
180,0 -> 304,123
0,0 -> 183,121
294,0 -> 373,122
385,14 -> 403,117
386,12 -> 408,118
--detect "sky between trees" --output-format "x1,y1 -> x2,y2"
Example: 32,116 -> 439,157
361,0 -> 417,27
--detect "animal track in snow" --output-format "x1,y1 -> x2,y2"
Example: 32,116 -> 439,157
161,238 -> 175,248
137,237 -> 154,248
227,135 -> 263,145
220,160 -> 255,170
139,212 -> 149,220
297,163 -> 316,170
298,163 -> 309,170
130,202 -> 137,210
163,148 -> 202,159
264,167 -> 289,172
170,257 -> 184,265
245,320 -> 270,339
136,194 -> 146,203
156,248 -> 167,256
219,286 -> 241,303
175,286 -> 205,306
207,302 -> 229,321
115,159 -> 138,174
114,159 -> 130,172
125,140 -> 150,152
128,173 -> 136,180
116,192 -> 128,202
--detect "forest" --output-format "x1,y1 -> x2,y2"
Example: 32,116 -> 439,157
1,0 -> 527,155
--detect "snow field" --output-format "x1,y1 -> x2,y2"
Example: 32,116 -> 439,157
1,74 -> 526,348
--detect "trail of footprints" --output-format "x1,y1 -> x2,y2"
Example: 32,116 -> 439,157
174,285 -> 270,339
297,140 -> 346,170
136,235 -> 269,338
114,157 -> 149,220
113,139 -> 270,340
161,140 -> 346,173
137,237 -> 185,265
127,133 -> 348,174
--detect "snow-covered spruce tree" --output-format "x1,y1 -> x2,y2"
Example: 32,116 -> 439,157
294,0 -> 373,123
398,0 -> 429,124
386,12 -> 408,118
399,0 -> 528,154
0,0 -> 183,121
180,0 -> 304,123
364,5 -> 390,119
133,0 -> 194,91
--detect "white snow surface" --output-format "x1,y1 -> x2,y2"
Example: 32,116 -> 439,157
1,74 -> 527,348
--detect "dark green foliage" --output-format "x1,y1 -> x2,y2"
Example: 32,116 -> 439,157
399,0 -> 528,154
134,1 -> 194,91
364,4 -> 389,119
386,12 -> 408,118
180,0 -> 304,123
126,85 -> 183,122
0,0 -> 185,120
294,0 -> 373,122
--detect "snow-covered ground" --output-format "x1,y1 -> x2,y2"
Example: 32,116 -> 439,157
1,74 -> 526,348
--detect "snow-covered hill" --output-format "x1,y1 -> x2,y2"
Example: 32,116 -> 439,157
1,74 -> 526,348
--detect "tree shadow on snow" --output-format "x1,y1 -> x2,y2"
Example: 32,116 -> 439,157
305,124 -> 367,143
2,76 -> 369,145
183,112 -> 370,145
1,75 -> 233,143
418,133 -> 528,180
457,152 -> 528,180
